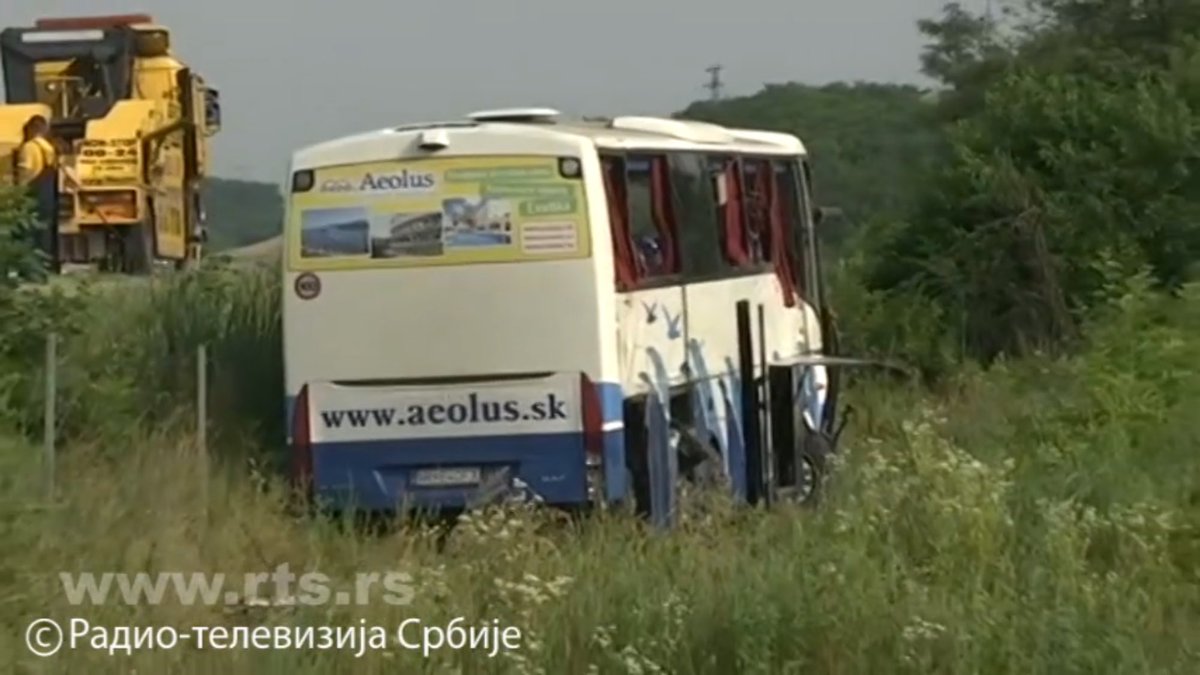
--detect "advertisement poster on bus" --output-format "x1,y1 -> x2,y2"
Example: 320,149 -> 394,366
287,155 -> 589,270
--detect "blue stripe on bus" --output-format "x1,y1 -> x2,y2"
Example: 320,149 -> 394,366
597,381 -> 623,425
309,429 -> 624,510
601,424 -> 627,502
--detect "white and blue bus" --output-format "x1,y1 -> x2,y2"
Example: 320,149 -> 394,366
282,108 -> 843,513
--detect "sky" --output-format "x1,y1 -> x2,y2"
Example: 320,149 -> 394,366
3,0 -> 986,182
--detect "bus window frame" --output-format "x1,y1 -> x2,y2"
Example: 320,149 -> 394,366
740,156 -> 777,266
600,151 -> 685,292
795,158 -> 822,312
600,148 -> 787,290
599,148 -> 818,294
701,153 -> 782,282
626,153 -> 682,283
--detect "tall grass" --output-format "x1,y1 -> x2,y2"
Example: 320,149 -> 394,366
2,260 -> 283,457
0,269 -> 1198,672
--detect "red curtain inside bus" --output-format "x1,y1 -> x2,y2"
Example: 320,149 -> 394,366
746,159 -> 772,263
649,156 -> 679,275
603,158 -> 638,290
721,160 -> 750,267
767,164 -> 798,307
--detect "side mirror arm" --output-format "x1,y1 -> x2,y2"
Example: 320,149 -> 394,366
813,206 -> 843,227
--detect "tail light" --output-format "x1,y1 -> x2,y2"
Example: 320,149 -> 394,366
580,373 -> 605,503
580,373 -> 603,464
291,385 -> 314,492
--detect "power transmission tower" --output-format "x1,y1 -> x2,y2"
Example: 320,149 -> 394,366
704,65 -> 724,101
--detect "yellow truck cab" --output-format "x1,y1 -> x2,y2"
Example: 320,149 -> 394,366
0,14 -> 221,273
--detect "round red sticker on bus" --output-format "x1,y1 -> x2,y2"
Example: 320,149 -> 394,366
294,272 -> 321,300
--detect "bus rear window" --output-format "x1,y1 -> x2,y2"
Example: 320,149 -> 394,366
287,155 -> 589,270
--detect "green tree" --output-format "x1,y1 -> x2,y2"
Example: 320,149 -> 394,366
870,70 -> 1200,357
866,0 -> 1200,363
917,1 -> 1013,120
0,185 -> 87,430
0,186 -> 45,283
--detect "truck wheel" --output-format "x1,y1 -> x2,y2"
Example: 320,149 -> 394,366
122,224 -> 155,274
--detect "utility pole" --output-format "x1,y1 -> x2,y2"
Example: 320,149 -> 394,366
704,65 -> 724,101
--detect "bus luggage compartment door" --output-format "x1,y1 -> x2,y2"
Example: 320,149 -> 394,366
302,372 -> 591,509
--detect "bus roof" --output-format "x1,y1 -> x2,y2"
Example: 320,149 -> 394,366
291,110 -> 807,171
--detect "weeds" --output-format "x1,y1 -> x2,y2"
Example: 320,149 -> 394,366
0,268 -> 1197,672
0,260 -> 282,455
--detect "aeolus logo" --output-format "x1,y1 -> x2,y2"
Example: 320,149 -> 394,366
320,169 -> 437,194
360,170 -> 436,192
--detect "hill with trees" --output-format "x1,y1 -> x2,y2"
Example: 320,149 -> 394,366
679,81 -> 945,246
200,84 -> 948,256
201,177 -> 283,252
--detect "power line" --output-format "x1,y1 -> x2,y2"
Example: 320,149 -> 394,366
703,65 -> 724,101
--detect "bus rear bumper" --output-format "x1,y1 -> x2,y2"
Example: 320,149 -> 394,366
309,429 -> 626,511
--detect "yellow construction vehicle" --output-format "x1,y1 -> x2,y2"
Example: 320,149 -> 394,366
0,14 -> 220,273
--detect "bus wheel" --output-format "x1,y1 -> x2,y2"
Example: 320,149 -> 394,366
614,467 -> 637,514
623,401 -> 653,518
672,421 -> 725,489
785,432 -> 833,506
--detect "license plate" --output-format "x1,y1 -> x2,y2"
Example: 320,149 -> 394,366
412,467 -> 481,487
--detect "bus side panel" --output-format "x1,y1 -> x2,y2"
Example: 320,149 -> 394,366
581,147 -> 631,503
611,272 -> 812,482
615,286 -> 688,401
678,273 -> 809,473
